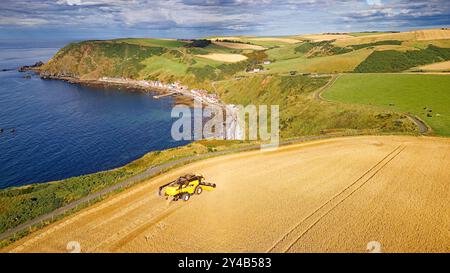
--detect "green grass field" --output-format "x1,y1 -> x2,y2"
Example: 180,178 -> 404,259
323,74 -> 450,136
262,48 -> 373,74
349,32 -> 398,37
114,38 -> 187,48
214,74 -> 416,137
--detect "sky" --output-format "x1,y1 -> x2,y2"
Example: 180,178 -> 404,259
1,0 -> 450,41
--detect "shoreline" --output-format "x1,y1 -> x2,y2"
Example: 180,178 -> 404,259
38,74 -> 243,140
2,134 -> 447,249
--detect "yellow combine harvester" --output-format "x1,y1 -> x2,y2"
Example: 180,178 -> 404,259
158,174 -> 216,201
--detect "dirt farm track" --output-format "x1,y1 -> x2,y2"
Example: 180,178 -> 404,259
2,136 -> 449,253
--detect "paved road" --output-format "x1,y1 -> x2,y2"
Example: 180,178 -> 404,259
405,114 -> 429,134
5,136 -> 449,253
313,74 -> 340,101
0,135 -> 331,242
314,74 -> 429,134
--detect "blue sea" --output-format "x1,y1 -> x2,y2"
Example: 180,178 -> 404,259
0,41 -> 190,189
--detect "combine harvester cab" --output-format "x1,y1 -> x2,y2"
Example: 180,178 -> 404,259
158,174 -> 216,201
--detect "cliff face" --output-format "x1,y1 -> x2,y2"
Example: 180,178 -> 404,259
40,41 -> 166,80
38,39 -> 418,139
38,39 -> 259,90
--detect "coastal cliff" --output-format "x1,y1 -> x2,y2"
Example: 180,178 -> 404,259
39,38 -> 418,139
38,39 -> 263,90
40,41 -> 165,80
38,39 -> 251,140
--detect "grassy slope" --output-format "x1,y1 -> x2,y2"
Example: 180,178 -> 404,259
267,39 -> 450,74
323,74 -> 450,136
355,45 -> 450,72
114,38 -> 187,48
208,36 -> 300,48
0,140 -> 252,238
40,39 -> 263,90
349,32 -> 399,37
263,48 -> 374,74
214,75 -> 416,137
333,31 -> 416,47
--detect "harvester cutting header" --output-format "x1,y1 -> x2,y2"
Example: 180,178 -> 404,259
158,174 -> 216,201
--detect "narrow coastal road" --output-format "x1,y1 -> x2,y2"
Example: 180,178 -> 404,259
405,114 -> 429,134
3,136 -> 449,253
0,135 -> 330,242
314,74 -> 429,134
313,74 -> 340,101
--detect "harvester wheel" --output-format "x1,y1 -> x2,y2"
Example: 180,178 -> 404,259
195,186 -> 203,195
182,193 -> 190,201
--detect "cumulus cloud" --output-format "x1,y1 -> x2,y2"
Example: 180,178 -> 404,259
0,0 -> 449,36
366,0 -> 382,7
0,16 -> 48,26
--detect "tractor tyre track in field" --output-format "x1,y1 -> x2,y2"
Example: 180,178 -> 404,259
0,135 -> 331,243
3,136 -> 449,253
267,144 -> 406,253
107,204 -> 182,252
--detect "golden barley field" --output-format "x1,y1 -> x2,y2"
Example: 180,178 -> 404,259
3,136 -> 449,253
195,53 -> 248,63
